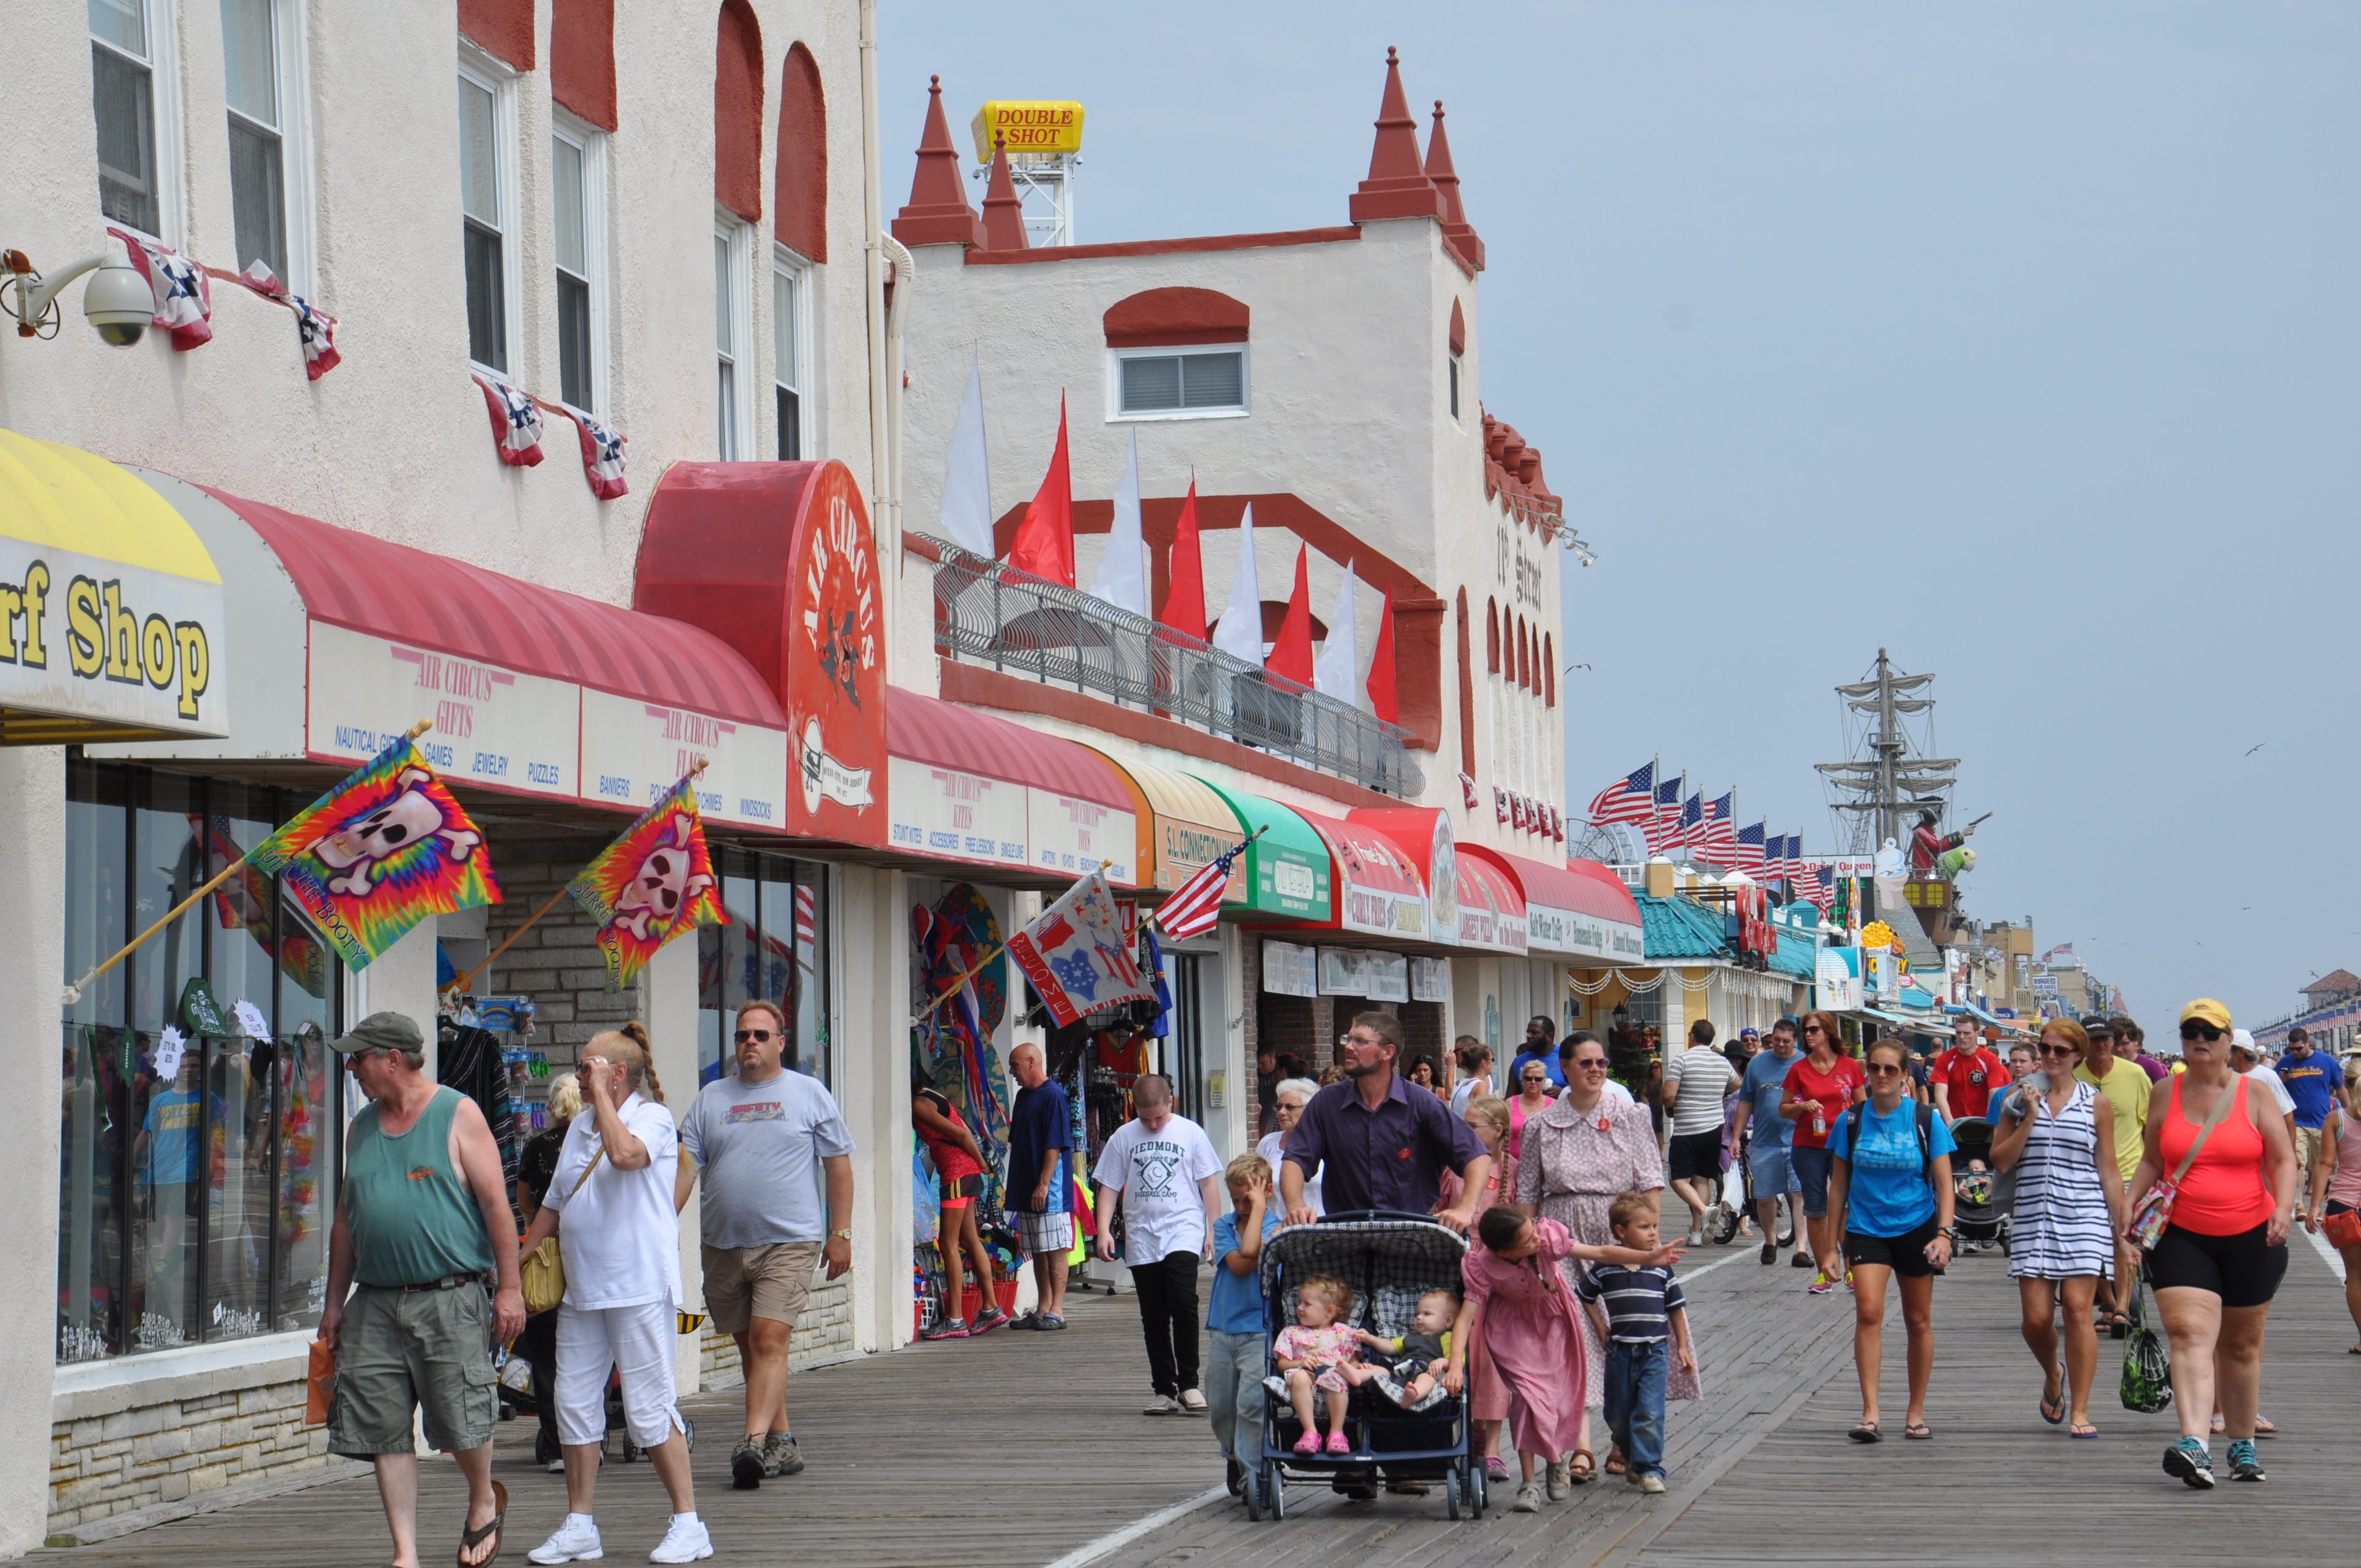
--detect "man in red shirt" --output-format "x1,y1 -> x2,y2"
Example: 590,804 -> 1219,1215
1928,1014 -> 2008,1123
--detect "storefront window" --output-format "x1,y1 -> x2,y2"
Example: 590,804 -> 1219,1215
57,759 -> 344,1364
698,850 -> 831,1087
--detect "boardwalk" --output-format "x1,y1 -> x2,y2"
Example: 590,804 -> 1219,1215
39,1237 -> 2361,1567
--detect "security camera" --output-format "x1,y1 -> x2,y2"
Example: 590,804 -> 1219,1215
81,253 -> 151,346
4,241 -> 151,346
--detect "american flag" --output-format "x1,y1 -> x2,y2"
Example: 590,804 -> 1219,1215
1734,822 -> 1767,875
1584,761 -> 1656,828
1697,791 -> 1736,863
1800,863 -> 1834,912
1646,773 -> 1684,854
1678,792 -> 1702,856
1152,829 -> 1258,942
793,883 -> 817,949
472,372 -> 547,466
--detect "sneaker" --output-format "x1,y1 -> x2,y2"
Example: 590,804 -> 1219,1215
1008,1310 -> 1041,1330
920,1317 -> 969,1341
763,1433 -> 803,1478
1760,1241 -> 1777,1265
1226,1458 -> 1245,1496
1808,1271 -> 1836,1295
2163,1438 -> 2216,1490
1640,1473 -> 1667,1495
1324,1430 -> 1352,1456
728,1435 -> 765,1490
1843,1267 -> 1856,1291
1292,1429 -> 1323,1455
648,1515 -> 714,1564
1546,1456 -> 1571,1500
2228,1439 -> 2265,1483
1513,1481 -> 1543,1513
1178,1388 -> 1209,1415
1486,1455 -> 1510,1480
1687,1229 -> 1705,1248
971,1306 -> 1011,1335
1144,1393 -> 1182,1416
548,1458 -> 567,1474
527,1516 -> 603,1564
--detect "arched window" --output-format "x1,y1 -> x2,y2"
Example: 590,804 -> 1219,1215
774,42 -> 826,261
1105,287 -> 1251,418
1486,597 -> 1500,675
1543,633 -> 1555,707
1516,617 -> 1530,691
714,0 -> 764,222
459,0 -> 533,69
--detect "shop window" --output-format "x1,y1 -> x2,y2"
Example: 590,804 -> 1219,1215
552,115 -> 608,412
458,55 -> 518,374
715,216 -> 753,458
58,759 -> 344,1365
221,0 -> 301,284
92,0 -> 175,238
698,850 -> 831,1088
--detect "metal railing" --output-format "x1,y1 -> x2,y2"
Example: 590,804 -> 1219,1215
921,532 -> 1424,798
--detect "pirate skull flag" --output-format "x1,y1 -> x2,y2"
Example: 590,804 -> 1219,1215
248,736 -> 502,971
1004,869 -> 1154,1030
568,773 -> 727,990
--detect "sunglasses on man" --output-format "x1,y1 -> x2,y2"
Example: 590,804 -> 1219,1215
735,1028 -> 776,1043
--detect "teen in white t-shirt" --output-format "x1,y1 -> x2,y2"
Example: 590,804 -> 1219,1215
1091,1077 -> 1225,1414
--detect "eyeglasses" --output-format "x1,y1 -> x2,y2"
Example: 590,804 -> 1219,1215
2038,1044 -> 2077,1059
1572,1057 -> 1609,1072
2179,1023 -> 2223,1042
734,1028 -> 775,1043
1337,1035 -> 1383,1050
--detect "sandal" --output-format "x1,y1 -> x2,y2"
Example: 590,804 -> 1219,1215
1848,1422 -> 1881,1443
1902,1423 -> 1933,1440
2106,1312 -> 2130,1340
2254,1416 -> 2277,1436
1604,1447 -> 1628,1475
1566,1449 -> 1596,1483
2038,1391 -> 2064,1427
458,1479 -> 505,1567
2069,1423 -> 2100,1439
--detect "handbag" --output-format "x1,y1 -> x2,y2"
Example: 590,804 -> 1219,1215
520,1146 -> 603,1315
2324,1206 -> 2361,1251
2119,1277 -> 2172,1414
2124,1076 -> 2238,1250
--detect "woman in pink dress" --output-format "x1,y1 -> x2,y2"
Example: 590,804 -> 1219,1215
1516,1033 -> 1666,1476
1454,1205 -> 1678,1513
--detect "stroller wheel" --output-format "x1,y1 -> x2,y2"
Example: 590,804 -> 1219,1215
1710,1204 -> 1741,1246
1245,1463 -> 1264,1522
680,1413 -> 696,1452
1269,1466 -> 1286,1521
1447,1462 -> 1462,1521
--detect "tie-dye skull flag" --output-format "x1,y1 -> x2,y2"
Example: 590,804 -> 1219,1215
567,774 -> 727,990
1004,869 -> 1154,1030
249,736 -> 502,971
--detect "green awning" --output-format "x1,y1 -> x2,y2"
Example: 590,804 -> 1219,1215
1190,777 -> 1331,922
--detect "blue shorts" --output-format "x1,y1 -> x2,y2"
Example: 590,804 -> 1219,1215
1789,1145 -> 1835,1218
1747,1142 -> 1798,1198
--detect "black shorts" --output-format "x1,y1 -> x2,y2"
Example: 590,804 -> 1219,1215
2145,1222 -> 2288,1309
938,1172 -> 983,1204
1668,1130 -> 1724,1183
1845,1216 -> 1943,1279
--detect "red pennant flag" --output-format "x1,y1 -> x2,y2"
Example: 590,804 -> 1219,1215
1366,587 -> 1398,722
1266,545 -> 1315,685
1158,478 -> 1208,640
1008,392 -> 1075,586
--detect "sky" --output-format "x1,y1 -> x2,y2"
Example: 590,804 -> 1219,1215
880,2 -> 2360,1031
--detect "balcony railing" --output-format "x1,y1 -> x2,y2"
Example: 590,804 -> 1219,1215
921,532 -> 1424,799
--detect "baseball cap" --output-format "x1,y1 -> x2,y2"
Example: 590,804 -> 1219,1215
330,1011 -> 424,1056
2180,998 -> 2233,1032
1739,1027 -> 1759,1039
2228,1028 -> 2259,1057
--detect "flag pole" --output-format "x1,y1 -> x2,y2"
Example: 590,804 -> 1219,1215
452,756 -> 710,997
62,718 -> 437,1008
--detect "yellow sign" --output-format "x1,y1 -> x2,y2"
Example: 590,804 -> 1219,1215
970,101 -> 1085,162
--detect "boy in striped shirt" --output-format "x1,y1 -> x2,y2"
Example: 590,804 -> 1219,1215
1575,1192 -> 1696,1494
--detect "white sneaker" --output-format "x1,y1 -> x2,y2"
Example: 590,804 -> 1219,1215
529,1516 -> 605,1564
1144,1393 -> 1181,1415
1178,1388 -> 1209,1415
648,1516 -> 714,1564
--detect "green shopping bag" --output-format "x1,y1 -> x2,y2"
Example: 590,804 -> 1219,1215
2119,1278 -> 2172,1414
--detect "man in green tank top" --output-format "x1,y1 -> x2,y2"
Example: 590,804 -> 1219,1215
318,1013 -> 525,1568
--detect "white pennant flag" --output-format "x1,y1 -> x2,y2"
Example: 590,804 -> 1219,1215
1211,503 -> 1264,666
1312,558 -> 1361,706
1087,426 -> 1147,615
938,355 -> 994,557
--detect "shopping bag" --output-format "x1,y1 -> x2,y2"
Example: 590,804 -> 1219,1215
304,1338 -> 336,1426
2119,1281 -> 2172,1414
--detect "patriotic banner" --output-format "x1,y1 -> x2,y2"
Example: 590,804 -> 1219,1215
1005,869 -> 1154,1030
1154,829 -> 1258,943
563,406 -> 629,500
249,736 -> 501,971
107,227 -> 212,350
1735,821 -> 1767,875
568,774 -> 728,990
472,372 -> 546,466
233,260 -> 341,379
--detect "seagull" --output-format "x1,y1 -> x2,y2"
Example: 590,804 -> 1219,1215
1566,663 -> 1592,672
2244,743 -> 2265,756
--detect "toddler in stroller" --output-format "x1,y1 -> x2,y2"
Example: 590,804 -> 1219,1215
1947,1116 -> 2014,1252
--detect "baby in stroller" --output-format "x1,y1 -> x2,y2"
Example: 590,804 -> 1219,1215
1271,1276 -> 1368,1454
1348,1289 -> 1460,1414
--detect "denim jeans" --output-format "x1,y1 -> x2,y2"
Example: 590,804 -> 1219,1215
1602,1339 -> 1668,1479
1204,1329 -> 1265,1463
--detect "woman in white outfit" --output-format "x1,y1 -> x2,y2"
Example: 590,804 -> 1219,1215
1256,1078 -> 1323,1217
522,1023 -> 712,1565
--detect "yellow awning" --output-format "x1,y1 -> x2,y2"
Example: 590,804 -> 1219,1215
0,430 -> 229,743
1083,747 -> 1250,901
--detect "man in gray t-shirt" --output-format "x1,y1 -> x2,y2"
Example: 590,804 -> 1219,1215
675,1003 -> 856,1489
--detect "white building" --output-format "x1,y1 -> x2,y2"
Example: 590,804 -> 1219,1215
3,1 -> 911,1548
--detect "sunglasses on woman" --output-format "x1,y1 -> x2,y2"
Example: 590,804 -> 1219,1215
2038,1044 -> 2077,1059
2179,1023 -> 2223,1042
1573,1057 -> 1609,1072
1865,1062 -> 1905,1076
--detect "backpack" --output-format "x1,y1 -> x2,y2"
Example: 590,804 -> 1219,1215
1843,1099 -> 1937,1187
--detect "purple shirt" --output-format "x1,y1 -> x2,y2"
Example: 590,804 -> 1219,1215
1282,1070 -> 1487,1217
2134,1052 -> 2170,1085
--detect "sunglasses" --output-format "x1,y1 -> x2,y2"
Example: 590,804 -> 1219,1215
1572,1057 -> 1609,1071
1865,1062 -> 1905,1076
734,1028 -> 775,1043
2179,1023 -> 2223,1042
2038,1044 -> 2077,1059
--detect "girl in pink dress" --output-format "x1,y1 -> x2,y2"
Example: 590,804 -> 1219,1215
1438,1097 -> 1514,1479
1453,1205 -> 1680,1512
1273,1276 -> 1366,1455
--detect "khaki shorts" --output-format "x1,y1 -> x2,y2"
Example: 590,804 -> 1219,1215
2295,1125 -> 2323,1179
701,1240 -> 824,1335
327,1281 -> 497,1457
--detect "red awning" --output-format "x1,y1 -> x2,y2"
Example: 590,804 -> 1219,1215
1490,851 -> 1642,928
885,691 -> 1139,886
1454,848 -> 1528,953
1563,857 -> 1644,925
1296,806 -> 1431,943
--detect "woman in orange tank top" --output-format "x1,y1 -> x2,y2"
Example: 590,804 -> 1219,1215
2124,1001 -> 2297,1490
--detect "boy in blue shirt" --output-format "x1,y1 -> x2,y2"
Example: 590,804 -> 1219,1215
1576,1192 -> 1694,1495
1206,1151 -> 1281,1499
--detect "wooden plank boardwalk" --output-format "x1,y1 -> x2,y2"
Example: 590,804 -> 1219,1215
39,1235 -> 2361,1566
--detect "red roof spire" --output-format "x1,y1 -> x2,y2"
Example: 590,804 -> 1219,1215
980,131 -> 1030,251
1349,46 -> 1443,224
1426,100 -> 1485,270
892,75 -> 984,248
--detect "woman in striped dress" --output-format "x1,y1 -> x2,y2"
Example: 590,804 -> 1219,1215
1992,1021 -> 2126,1438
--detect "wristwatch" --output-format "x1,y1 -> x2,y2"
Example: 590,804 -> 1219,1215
829,1228 -> 853,1240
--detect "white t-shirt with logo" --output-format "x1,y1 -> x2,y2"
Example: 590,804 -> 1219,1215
1665,1047 -> 1737,1136
1093,1114 -> 1223,1264
545,1092 -> 682,1310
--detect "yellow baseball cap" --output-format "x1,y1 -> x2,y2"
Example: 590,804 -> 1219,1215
2180,998 -> 2232,1032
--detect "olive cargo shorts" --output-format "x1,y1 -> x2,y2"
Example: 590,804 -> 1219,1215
327,1281 -> 498,1457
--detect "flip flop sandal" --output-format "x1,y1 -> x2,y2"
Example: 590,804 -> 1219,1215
2254,1417 -> 2277,1436
1902,1423 -> 1933,1440
2039,1392 -> 2065,1426
1848,1423 -> 1882,1443
2070,1424 -> 2101,1439
458,1479 -> 505,1568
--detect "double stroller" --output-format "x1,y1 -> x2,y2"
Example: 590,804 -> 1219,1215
1247,1212 -> 1485,1522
